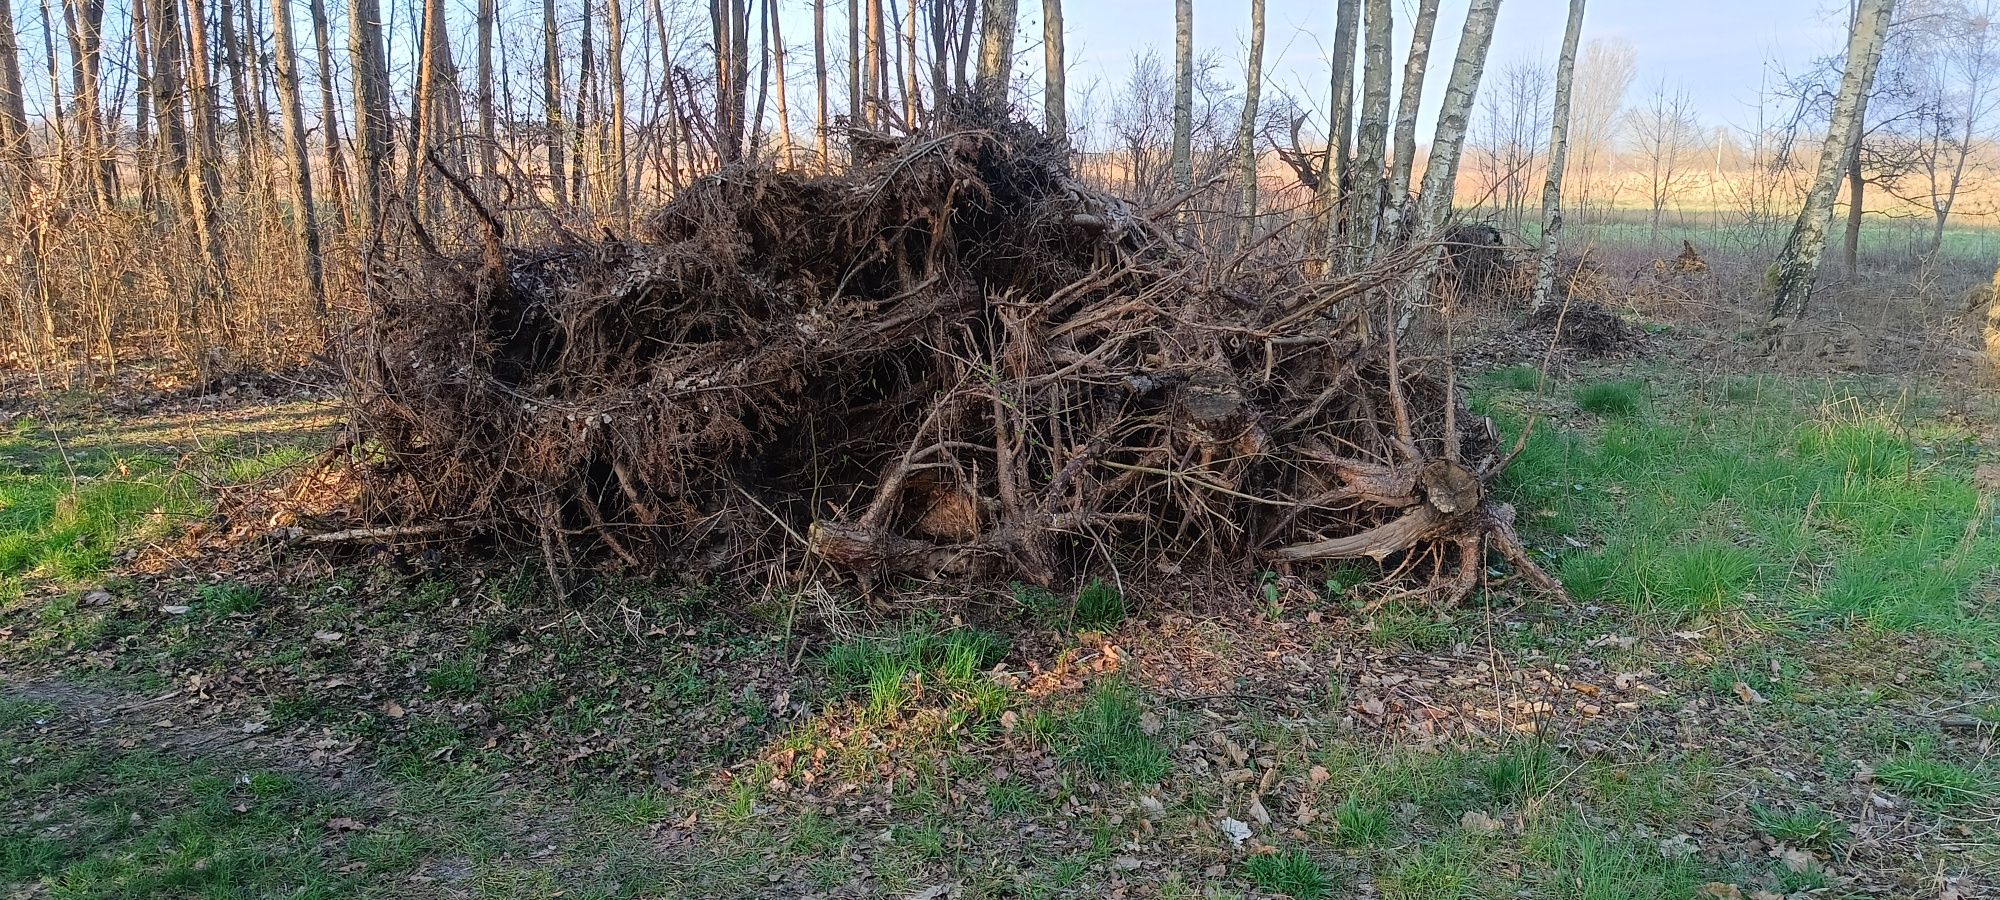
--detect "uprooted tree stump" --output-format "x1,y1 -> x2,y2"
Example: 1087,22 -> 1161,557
340,110 -> 1563,606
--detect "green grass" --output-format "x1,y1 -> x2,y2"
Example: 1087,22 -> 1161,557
1486,370 -> 2000,639
1054,680 -> 1169,784
1573,380 -> 1645,416
1877,756 -> 1993,811
1751,803 -> 1841,850
1073,578 -> 1127,630
1381,836 -> 1474,900
1330,796 -> 1393,847
821,621 -> 1011,722
1242,849 -> 1333,900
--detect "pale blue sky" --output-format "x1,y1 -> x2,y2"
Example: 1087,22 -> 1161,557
1037,0 -> 1852,139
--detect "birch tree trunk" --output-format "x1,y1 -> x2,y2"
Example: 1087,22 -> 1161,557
864,0 -> 881,123
1232,0 -> 1263,247
1530,0 -> 1586,308
1169,0 -> 1192,239
847,0 -> 859,129
1771,0 -> 1894,319
1394,0 -> 1501,333
975,0 -> 1015,105
1387,0 -> 1438,213
1346,0 -> 1390,264
1042,0 -> 1064,151
1317,0 -> 1359,256
269,0 -> 326,316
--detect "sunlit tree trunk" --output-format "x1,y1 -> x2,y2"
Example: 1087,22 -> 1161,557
864,0 -> 883,123
771,0 -> 792,162
1232,0 -> 1263,247
269,0 -> 325,317
1347,0 -> 1390,263
1842,131 -> 1865,275
61,0 -> 112,208
306,0 -> 349,229
1169,0 -> 1192,239
182,0 -> 233,302
0,0 -> 47,365
544,0 -> 566,203
409,0 -> 465,216
606,0 -> 629,216
901,0 -> 918,123
813,0 -> 828,164
1771,0 -> 1894,319
1531,0 -> 1586,308
213,0 -> 256,190
1043,0 -> 1063,151
1387,0 -> 1438,212
975,0 -> 1015,104
1396,0 -> 1501,331
132,0 -> 156,205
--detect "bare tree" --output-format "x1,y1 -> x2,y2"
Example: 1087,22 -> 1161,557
1772,0 -> 1896,318
1567,37 -> 1635,214
1318,0 -> 1358,252
306,0 -> 349,226
1532,0 -> 1587,308
1169,0 -> 1193,238
1233,0 -> 1264,246
814,0 -> 828,163
545,0 -> 567,203
1628,82 -> 1706,240
477,0 -> 497,180
1470,57 -> 1551,230
347,0 -> 392,236
1411,0 -> 1502,237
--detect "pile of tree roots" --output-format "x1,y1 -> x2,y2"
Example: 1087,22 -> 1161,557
343,116 -> 1561,605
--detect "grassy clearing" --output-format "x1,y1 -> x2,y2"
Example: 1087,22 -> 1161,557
1483,367 -> 1999,643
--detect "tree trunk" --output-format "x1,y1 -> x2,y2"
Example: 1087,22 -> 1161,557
1531,0 -> 1586,308
575,0 -> 595,203
846,0 -> 859,129
901,0 -> 918,124
1233,0 -> 1263,247
1387,0 -> 1439,212
730,0 -> 749,153
864,0 -> 883,124
182,0 -> 233,304
132,0 -> 156,206
1347,0 -> 1390,263
1043,0 -> 1064,151
347,0 -> 392,238
477,0 -> 496,180
213,0 -> 255,190
61,0 -> 111,208
0,0 -> 47,366
1842,135 -> 1863,275
268,0 -> 326,317
409,0 -> 464,216
1395,0 -> 1502,332
306,0 -> 349,229
770,0 -> 791,162
975,0 -> 1015,104
1169,0 -> 1192,240
1318,0 -> 1359,257
606,0 -> 629,215
0,0 -> 32,181
544,0 -> 566,203
813,0 -> 828,164
1771,0 -> 1894,319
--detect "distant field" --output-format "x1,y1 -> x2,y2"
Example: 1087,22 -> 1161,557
1469,205 -> 2000,271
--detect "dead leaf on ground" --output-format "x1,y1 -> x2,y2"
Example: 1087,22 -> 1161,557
1732,681 -> 1769,705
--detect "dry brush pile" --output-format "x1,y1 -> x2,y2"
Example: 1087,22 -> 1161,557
340,113 -> 1562,605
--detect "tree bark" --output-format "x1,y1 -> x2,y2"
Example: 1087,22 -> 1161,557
213,0 -> 255,190
1387,0 -> 1439,213
1169,0 -> 1193,239
182,0 -> 233,303
306,0 -> 349,229
1347,0 -> 1390,264
1771,0 -> 1894,319
543,0 -> 566,203
606,0 -> 629,215
771,0 -> 792,162
1042,0 -> 1064,151
347,0 -> 392,238
409,0 -> 464,216
1530,0 -> 1586,308
0,0 -> 32,178
61,0 -> 111,208
864,0 -> 883,124
1842,135 -> 1864,275
813,0 -> 828,164
975,0 -> 1015,104
477,0 -> 496,180
268,0 -> 326,317
1395,0 -> 1502,332
1318,0 -> 1359,257
1233,0 -> 1263,247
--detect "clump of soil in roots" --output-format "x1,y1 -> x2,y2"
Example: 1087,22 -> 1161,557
341,109 -> 1562,606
